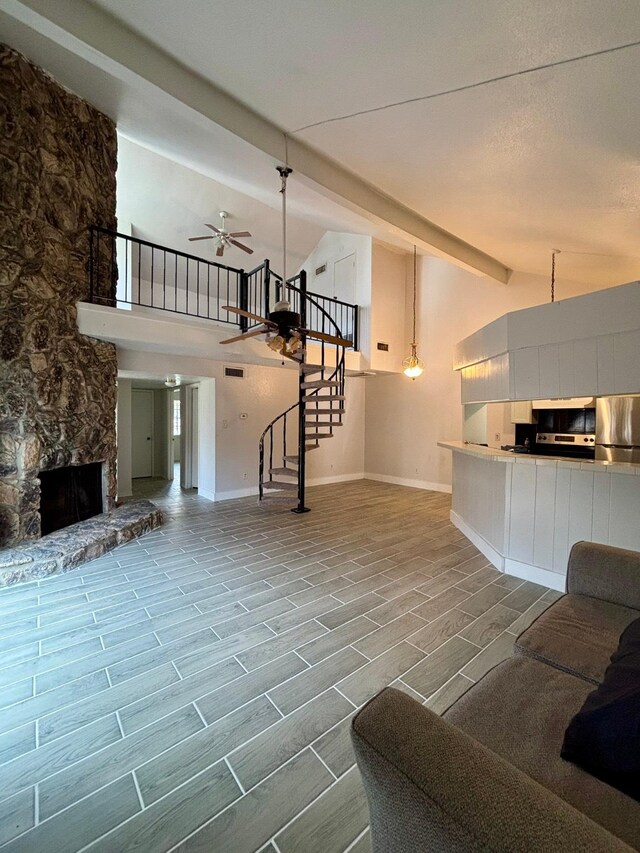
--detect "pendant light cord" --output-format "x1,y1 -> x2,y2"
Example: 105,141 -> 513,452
412,245 -> 417,346
550,249 -> 560,303
277,162 -> 293,285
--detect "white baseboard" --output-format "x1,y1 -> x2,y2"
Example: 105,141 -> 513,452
504,558 -> 566,592
212,473 -> 364,502
449,510 -> 566,592
214,486 -> 259,501
449,510 -> 505,570
197,487 -> 216,502
307,473 -> 364,487
364,473 -> 452,494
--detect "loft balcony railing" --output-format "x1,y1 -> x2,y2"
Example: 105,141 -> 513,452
88,226 -> 359,349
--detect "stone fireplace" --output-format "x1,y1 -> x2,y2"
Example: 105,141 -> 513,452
0,44 -> 118,547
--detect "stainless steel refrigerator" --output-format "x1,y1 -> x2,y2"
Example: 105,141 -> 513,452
596,396 -> 640,462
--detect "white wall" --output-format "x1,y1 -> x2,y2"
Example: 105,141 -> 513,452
214,363 -> 298,499
300,232 -> 373,365
370,242 -> 407,373
116,379 -> 132,499
365,258 -> 606,491
306,376 -> 365,485
197,379 -> 216,501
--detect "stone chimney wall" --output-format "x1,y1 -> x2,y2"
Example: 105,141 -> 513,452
0,44 -> 118,546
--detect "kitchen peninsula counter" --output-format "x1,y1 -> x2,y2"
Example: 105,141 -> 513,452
438,440 -> 640,472
439,440 -> 640,591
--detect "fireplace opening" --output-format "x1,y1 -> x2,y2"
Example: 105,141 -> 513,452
39,463 -> 104,536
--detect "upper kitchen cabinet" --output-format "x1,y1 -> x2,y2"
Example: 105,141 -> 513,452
455,281 -> 640,403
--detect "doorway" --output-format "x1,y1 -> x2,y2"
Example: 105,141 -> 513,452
172,389 -> 181,484
131,389 -> 153,478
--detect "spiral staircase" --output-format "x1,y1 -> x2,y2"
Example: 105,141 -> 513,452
258,273 -> 350,514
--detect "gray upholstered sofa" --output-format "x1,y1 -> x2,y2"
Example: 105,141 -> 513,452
351,541 -> 640,852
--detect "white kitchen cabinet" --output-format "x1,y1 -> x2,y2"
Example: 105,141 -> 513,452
538,344 -> 560,398
454,281 -> 640,404
513,347 -> 540,400
557,341 -> 575,398
510,401 -> 535,424
573,338 -> 598,396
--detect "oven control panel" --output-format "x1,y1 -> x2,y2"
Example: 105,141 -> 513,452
537,433 -> 596,445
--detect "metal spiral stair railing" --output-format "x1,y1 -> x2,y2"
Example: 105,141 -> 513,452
258,273 -> 350,513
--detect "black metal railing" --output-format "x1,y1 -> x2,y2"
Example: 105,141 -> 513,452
88,227 -> 359,349
89,225 -> 247,328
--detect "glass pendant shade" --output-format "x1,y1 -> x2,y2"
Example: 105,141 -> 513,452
403,344 -> 424,379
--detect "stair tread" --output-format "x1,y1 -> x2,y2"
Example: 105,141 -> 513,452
305,395 -> 346,402
301,364 -> 323,374
268,467 -> 297,476
282,445 -> 317,461
305,433 -> 334,439
301,380 -> 340,389
306,421 -> 343,427
305,408 -> 346,414
263,480 -> 298,491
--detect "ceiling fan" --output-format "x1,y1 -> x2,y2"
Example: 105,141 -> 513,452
188,210 -> 253,257
219,302 -> 353,358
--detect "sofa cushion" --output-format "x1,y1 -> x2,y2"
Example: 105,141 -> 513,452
561,617 -> 640,800
444,656 -> 640,850
514,593 -> 639,684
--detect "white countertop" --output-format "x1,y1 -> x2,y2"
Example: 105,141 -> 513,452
438,440 -> 640,474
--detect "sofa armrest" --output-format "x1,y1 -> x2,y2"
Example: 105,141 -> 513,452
567,540 -> 640,609
351,687 -> 633,853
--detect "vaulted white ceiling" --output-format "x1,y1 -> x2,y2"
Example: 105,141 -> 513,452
89,0 -> 640,284
3,0 -> 640,285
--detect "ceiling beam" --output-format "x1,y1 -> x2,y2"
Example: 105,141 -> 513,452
2,0 -> 512,283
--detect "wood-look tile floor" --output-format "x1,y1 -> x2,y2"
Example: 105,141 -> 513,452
0,479 -> 560,852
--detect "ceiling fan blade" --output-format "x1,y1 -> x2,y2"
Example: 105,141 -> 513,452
229,239 -> 254,254
188,236 -> 214,241
299,328 -> 354,347
205,224 -> 223,234
216,245 -> 224,257
223,305 -> 272,325
219,327 -> 268,344
228,231 -> 251,238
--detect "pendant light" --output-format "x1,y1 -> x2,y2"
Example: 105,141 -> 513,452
403,245 -> 424,379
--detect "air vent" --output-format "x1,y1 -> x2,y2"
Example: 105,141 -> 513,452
315,263 -> 327,276
376,342 -> 389,352
224,366 -> 245,378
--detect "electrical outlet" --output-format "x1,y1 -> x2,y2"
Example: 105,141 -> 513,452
495,433 -> 501,442
222,419 -> 229,429
242,472 -> 247,479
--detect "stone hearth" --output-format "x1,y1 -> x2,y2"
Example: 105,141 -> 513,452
0,499 -> 164,586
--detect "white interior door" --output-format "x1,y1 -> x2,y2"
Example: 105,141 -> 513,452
191,387 -> 199,488
131,389 -> 153,478
333,254 -> 356,303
